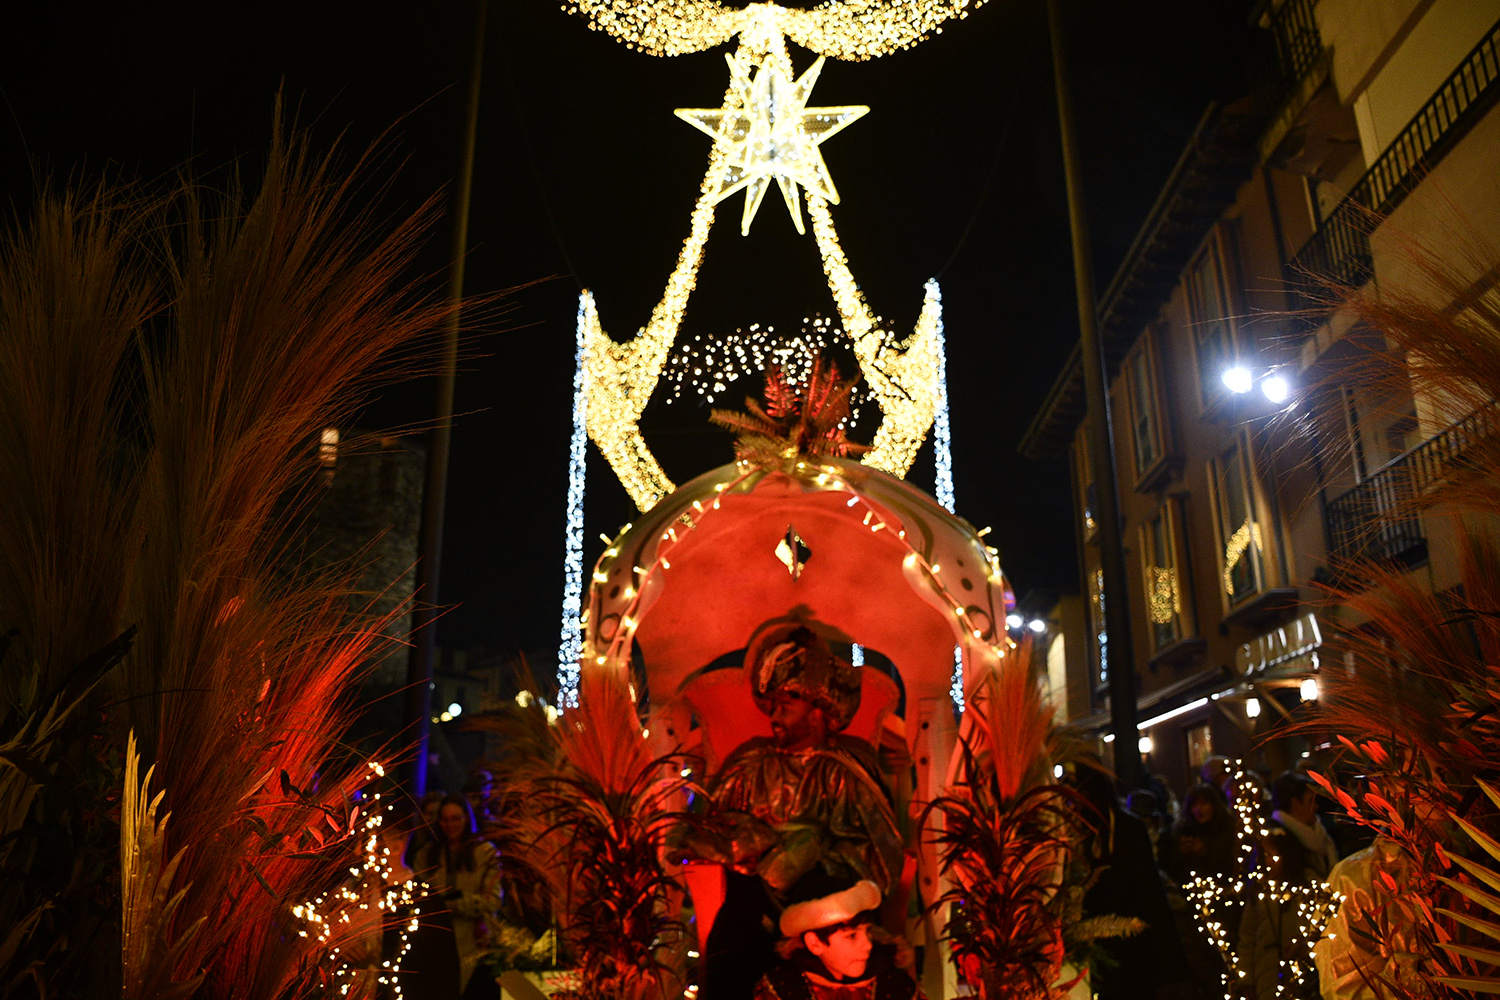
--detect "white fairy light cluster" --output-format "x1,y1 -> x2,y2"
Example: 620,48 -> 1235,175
931,287 -> 953,514
928,288 -> 963,709
677,50 -> 866,236
558,304 -> 590,709
578,20 -> 944,512
562,0 -> 990,61
581,460 -> 1010,708
664,316 -> 869,423
1183,762 -> 1344,1000
292,762 -> 427,998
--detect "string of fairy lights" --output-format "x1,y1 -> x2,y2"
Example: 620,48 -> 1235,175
663,316 -> 869,424
292,763 -> 426,998
558,302 -> 590,710
561,0 -> 990,61
574,457 -> 1008,710
1182,762 -> 1344,1000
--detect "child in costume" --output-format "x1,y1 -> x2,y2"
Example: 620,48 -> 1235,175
753,879 -> 923,1000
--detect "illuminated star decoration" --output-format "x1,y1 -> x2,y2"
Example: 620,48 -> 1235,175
571,6 -> 948,512
676,51 -> 867,235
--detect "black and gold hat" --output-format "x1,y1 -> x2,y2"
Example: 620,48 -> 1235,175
744,619 -> 862,732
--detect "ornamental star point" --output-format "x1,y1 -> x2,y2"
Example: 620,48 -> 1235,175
675,51 -> 868,235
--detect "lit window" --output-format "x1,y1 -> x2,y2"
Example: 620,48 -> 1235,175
1186,230 -> 1239,406
1140,501 -> 1192,650
1087,566 -> 1108,689
1185,722 -> 1212,771
319,427 -> 339,468
1074,429 -> 1097,540
1124,335 -> 1167,478
1212,436 -> 1267,607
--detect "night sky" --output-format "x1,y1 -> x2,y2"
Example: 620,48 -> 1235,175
2,1 -> 1254,665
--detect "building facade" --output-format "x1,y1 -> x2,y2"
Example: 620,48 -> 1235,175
1021,0 -> 1500,795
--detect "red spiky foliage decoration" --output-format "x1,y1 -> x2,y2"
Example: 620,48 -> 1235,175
921,644 -> 1106,1000
523,668 -> 698,1000
709,357 -> 867,466
0,107 -> 467,998
1289,217 -> 1500,998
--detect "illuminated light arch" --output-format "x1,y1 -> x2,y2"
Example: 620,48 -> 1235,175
579,10 -> 946,512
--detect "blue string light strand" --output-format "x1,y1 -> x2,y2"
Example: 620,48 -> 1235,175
931,279 -> 954,514
557,294 -> 590,709
927,278 -> 962,711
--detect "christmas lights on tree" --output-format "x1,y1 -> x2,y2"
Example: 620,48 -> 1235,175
1183,762 -> 1344,999
292,762 -> 426,998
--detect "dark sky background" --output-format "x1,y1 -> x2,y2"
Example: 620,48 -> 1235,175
1,1 -> 1255,668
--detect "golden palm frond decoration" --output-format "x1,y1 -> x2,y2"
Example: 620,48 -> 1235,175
710,356 -> 867,467
121,731 -> 204,1000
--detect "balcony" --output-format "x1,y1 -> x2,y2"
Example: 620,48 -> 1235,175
1286,16 -> 1500,307
1252,0 -> 1323,104
1325,403 -> 1499,569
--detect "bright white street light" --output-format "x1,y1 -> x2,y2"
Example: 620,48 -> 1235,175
1221,366 -> 1253,394
1006,613 -> 1024,629
1138,735 -> 1154,755
447,702 -> 463,717
1245,697 -> 1262,719
1053,763 -> 1065,779
1300,676 -> 1320,702
1262,374 -> 1291,403
1028,619 -> 1047,633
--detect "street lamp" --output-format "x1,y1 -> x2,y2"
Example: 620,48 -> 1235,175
1221,365 -> 1254,394
1245,696 -> 1261,719
1300,676 -> 1320,701
1261,374 -> 1291,403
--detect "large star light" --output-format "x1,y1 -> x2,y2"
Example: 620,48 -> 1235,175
676,52 -> 868,235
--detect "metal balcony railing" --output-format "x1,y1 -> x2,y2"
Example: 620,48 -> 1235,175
1287,17 -> 1500,304
1326,403 -> 1499,567
1258,0 -> 1323,99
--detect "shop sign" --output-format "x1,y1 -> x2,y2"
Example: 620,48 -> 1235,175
1235,612 -> 1321,676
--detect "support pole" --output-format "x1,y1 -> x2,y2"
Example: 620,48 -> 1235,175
405,0 -> 488,796
1047,0 -> 1141,790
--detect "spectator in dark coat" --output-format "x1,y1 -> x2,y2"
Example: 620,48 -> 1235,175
1072,764 -> 1194,1000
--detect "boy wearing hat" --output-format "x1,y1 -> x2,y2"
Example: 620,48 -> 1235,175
754,879 -> 923,1000
695,618 -> 906,1000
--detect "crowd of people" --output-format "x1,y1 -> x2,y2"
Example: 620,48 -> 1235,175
339,617 -> 1375,1000
1089,755 -> 1376,1000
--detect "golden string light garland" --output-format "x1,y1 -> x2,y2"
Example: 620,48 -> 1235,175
575,10 -> 950,510
561,0 -> 990,61
1183,763 -> 1344,999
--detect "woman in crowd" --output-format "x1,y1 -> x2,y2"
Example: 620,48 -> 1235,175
1161,783 -> 1235,883
408,794 -> 502,999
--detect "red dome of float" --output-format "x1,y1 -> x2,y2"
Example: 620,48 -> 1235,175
581,454 -> 1015,763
